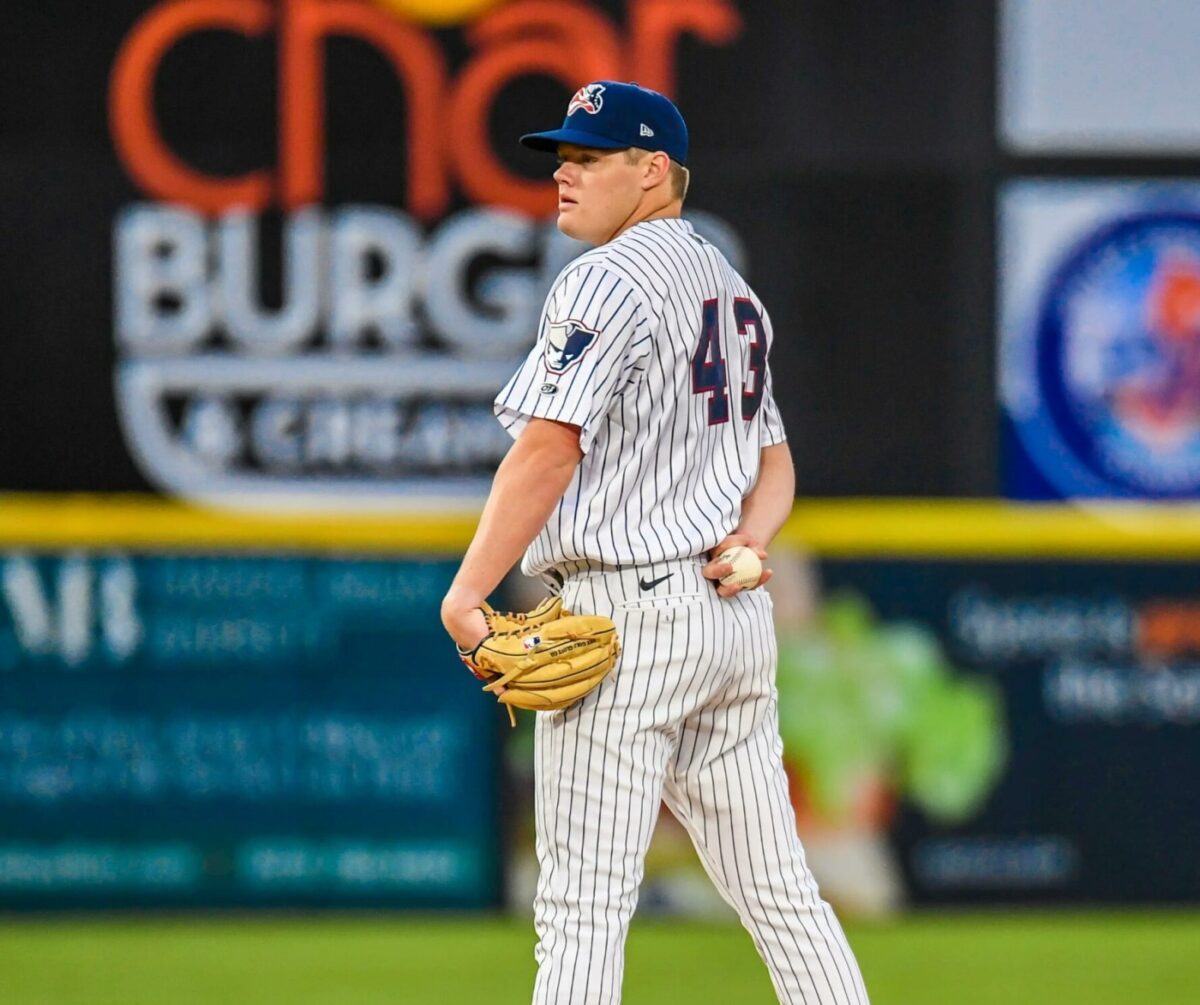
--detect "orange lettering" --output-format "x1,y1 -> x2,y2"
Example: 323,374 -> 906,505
109,0 -> 742,217
109,0 -> 273,214
1138,603 -> 1200,658
630,0 -> 741,96
449,1 -> 622,215
280,0 -> 449,219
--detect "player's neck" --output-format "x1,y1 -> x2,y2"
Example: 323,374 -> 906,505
602,198 -> 683,245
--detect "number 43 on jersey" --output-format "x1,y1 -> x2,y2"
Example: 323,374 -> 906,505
691,298 -> 767,425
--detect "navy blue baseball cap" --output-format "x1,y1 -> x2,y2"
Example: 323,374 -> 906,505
520,81 -> 689,165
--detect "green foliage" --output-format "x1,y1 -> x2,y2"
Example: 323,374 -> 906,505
776,592 -> 1007,823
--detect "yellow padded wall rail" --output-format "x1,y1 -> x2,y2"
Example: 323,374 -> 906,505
1,494 -> 1199,559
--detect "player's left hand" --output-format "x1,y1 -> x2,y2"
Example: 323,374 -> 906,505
703,533 -> 773,598
440,594 -> 490,652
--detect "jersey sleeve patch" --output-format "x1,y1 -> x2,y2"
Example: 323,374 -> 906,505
544,319 -> 599,374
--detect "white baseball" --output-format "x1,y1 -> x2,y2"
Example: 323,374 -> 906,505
717,545 -> 762,589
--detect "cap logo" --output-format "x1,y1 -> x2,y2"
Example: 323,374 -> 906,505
567,83 -> 606,116
639,123 -> 654,137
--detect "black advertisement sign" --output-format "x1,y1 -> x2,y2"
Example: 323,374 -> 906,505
816,559 -> 1200,903
0,0 -> 991,499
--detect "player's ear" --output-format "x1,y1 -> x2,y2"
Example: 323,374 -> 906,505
642,151 -> 672,191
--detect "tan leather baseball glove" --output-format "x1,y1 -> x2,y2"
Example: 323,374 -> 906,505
458,598 -> 620,725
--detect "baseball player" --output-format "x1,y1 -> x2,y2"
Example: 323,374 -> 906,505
441,81 -> 868,1004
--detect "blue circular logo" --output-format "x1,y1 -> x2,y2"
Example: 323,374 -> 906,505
1023,212 -> 1200,497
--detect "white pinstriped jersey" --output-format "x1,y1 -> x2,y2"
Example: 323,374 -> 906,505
495,217 -> 787,577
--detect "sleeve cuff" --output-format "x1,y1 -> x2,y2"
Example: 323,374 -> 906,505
494,403 -> 599,455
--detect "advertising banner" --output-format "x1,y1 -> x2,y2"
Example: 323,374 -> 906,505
503,546 -> 1200,916
1,0 -> 981,500
1000,181 -> 1200,499
15,0 -> 749,509
802,556 -> 1200,906
0,550 -> 501,909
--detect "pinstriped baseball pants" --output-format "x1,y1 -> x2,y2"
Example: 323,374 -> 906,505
531,559 -> 869,1005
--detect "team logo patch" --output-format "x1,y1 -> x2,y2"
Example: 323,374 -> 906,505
544,320 -> 598,374
539,383 -> 559,395
568,83 -> 605,116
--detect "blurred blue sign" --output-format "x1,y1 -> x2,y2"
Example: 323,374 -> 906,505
1000,182 -> 1200,499
0,552 -> 500,909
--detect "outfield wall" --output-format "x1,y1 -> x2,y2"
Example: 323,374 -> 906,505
0,497 -> 1196,910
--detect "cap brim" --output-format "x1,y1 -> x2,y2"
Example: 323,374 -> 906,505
519,128 -> 630,153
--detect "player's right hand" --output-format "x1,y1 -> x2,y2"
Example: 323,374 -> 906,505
703,533 -> 773,598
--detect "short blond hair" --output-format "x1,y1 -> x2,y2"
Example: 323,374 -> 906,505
625,148 -> 690,202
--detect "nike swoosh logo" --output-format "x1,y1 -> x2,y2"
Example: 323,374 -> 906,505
638,573 -> 674,592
